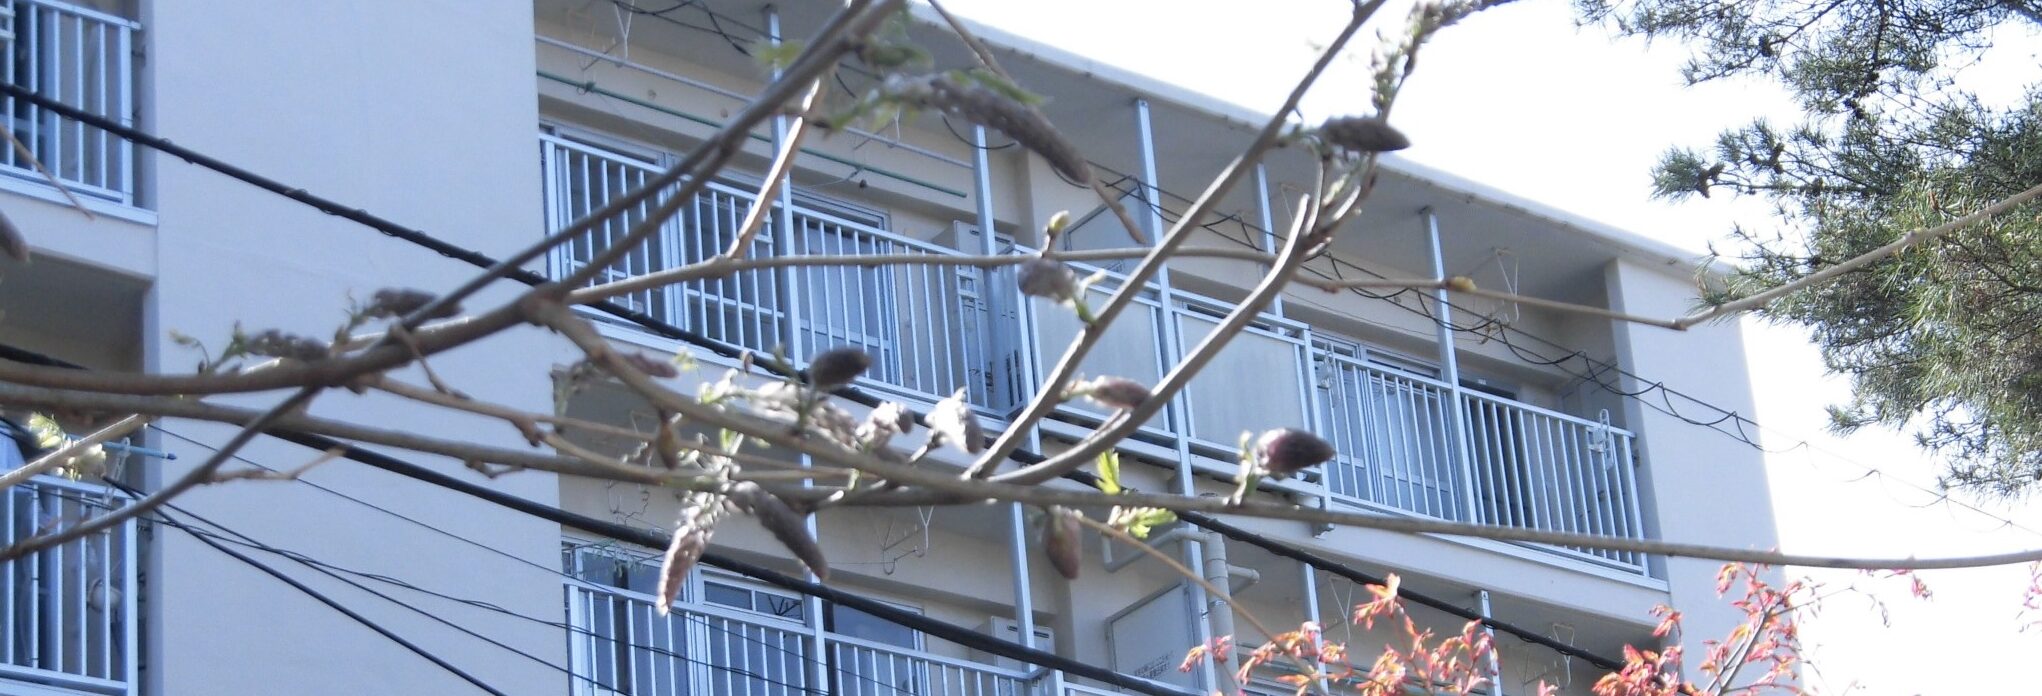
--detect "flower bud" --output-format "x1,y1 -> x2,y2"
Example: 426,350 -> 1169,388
1018,256 -> 1078,301
1256,428 -> 1336,478
728,482 -> 829,581
1041,507 -> 1082,580
807,346 -> 872,390
1445,276 -> 1478,293
1319,116 -> 1411,153
928,388 -> 985,455
656,515 -> 713,615
364,287 -> 460,320
244,329 -> 329,362
1074,375 -> 1150,411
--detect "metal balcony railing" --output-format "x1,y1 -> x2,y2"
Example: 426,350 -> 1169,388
536,133 -> 1650,573
0,0 -> 138,205
1,475 -> 138,695
541,134 -> 1006,410
565,582 -> 1033,696
1318,354 -> 1646,570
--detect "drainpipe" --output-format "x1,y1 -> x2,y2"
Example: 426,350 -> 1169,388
1201,531 -> 1242,696
765,9 -> 829,690
975,122 -> 1052,687
1478,590 -> 1503,696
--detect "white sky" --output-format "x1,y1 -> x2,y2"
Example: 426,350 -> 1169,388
942,1 -> 2042,692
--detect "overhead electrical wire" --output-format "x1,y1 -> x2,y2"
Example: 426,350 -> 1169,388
0,83 -> 1631,671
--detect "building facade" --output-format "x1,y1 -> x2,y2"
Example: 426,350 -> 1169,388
0,1 -> 1781,695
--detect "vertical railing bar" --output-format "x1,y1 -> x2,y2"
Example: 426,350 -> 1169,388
116,19 -> 130,203
120,499 -> 135,689
1517,408 -> 1546,533
68,12 -> 81,184
28,487 -> 42,669
1549,417 -> 1574,544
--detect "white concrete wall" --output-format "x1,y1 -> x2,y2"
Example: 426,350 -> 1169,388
1606,258 -> 1782,683
138,2 -> 569,694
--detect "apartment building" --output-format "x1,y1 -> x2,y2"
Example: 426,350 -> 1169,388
0,1 -> 1781,695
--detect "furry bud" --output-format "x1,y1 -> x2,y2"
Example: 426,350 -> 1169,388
656,514 -> 713,615
1256,428 -> 1336,478
927,388 -> 985,455
807,346 -> 872,390
1018,257 -> 1078,301
1319,116 -> 1410,153
728,482 -> 829,580
364,288 -> 460,320
1073,375 -> 1150,411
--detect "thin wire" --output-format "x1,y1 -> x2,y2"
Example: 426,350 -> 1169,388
144,429 -> 1015,695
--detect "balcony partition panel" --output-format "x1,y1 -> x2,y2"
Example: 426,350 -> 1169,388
1172,303 -> 1312,454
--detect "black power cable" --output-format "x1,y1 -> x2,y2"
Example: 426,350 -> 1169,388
0,84 -> 1626,671
0,342 -> 1193,696
140,498 -> 514,694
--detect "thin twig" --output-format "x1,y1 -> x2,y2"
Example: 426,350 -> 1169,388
0,389 -> 319,562
923,0 -> 1150,246
724,76 -> 829,258
966,0 -> 1385,478
571,246 -> 1294,304
1,124 -> 94,220
0,414 -> 151,490
0,305 -> 522,395
525,297 -> 2042,571
1076,514 -> 1297,676
404,0 -> 892,326
1673,180 -> 2042,329
212,447 -> 344,483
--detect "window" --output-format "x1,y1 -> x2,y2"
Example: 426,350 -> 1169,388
563,545 -> 941,696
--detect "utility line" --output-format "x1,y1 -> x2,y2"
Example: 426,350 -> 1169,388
0,86 -> 1628,671
126,490 -> 515,695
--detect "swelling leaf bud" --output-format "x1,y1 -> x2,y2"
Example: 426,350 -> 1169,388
1256,428 -> 1336,478
1041,507 -> 1082,580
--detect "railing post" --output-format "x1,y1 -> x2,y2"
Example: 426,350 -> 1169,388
1135,97 -> 1217,692
1424,209 -> 1484,524
975,123 -> 1053,692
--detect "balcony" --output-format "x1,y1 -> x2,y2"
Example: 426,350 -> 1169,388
0,0 -> 139,207
564,574 -> 1033,696
0,475 -> 137,696
538,134 -> 1649,575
